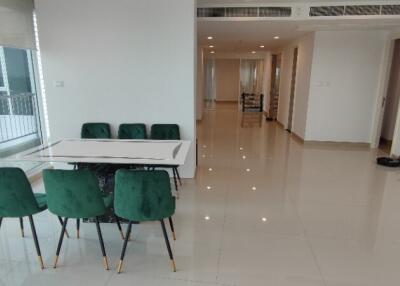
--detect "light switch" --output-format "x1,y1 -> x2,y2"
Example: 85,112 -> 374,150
53,81 -> 64,87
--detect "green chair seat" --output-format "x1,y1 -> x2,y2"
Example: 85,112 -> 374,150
150,124 -> 180,140
34,193 -> 47,211
0,168 -> 47,217
43,169 -> 109,219
114,170 -> 175,221
81,123 -> 111,139
118,123 -> 147,139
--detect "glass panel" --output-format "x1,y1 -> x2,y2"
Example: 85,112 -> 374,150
0,46 -> 42,160
0,64 -> 4,87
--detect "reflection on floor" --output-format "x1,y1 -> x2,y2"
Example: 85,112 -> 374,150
240,112 -> 263,128
0,103 -> 399,286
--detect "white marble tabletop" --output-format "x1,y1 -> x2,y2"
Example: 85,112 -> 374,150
6,139 -> 191,165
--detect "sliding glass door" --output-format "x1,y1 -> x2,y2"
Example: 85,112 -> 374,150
0,46 -> 42,157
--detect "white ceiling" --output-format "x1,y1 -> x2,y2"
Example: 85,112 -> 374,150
198,0 -> 396,6
197,18 -> 400,53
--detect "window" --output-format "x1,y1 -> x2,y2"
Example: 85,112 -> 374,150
0,46 -> 42,157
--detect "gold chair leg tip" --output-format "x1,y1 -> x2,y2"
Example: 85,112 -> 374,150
117,261 -> 123,273
53,256 -> 59,268
171,260 -> 176,272
103,257 -> 109,271
38,256 -> 44,270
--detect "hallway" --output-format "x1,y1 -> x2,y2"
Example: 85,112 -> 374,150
195,103 -> 400,286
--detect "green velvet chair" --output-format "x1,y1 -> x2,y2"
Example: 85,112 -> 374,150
0,167 -> 66,270
81,123 -> 111,139
118,123 -> 147,139
79,122 -> 112,172
114,170 -> 177,273
150,124 -> 182,191
42,169 -> 124,270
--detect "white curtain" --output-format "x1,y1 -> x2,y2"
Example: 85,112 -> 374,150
0,0 -> 35,50
240,59 -> 265,95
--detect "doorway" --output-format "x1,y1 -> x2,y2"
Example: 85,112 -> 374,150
379,39 -> 400,154
267,54 -> 281,121
287,47 -> 298,132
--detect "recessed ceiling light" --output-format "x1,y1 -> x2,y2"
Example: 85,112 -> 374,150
252,51 -> 256,54
202,154 -> 206,158
208,168 -> 213,172
259,45 -> 265,48
203,145 -> 207,148
252,186 -> 257,191
242,155 -> 246,159
262,217 -> 268,222
209,45 -> 214,48
239,147 -> 243,151
207,36 -> 213,40
210,51 -> 215,54
205,216 -> 210,220
246,168 -> 251,172
206,186 -> 212,190
274,36 -> 280,39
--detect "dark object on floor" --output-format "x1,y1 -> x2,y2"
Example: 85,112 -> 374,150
241,93 -> 264,112
376,157 -> 400,167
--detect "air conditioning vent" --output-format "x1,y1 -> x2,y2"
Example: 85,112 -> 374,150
197,6 -> 292,18
259,7 -> 291,17
345,5 -> 380,15
225,7 -> 258,17
310,4 -> 400,17
197,8 -> 225,17
381,5 -> 400,15
310,6 -> 344,17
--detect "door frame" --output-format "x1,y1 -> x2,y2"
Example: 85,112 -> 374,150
287,47 -> 298,132
371,33 -> 400,155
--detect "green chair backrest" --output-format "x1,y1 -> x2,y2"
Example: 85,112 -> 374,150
118,123 -> 147,139
0,168 -> 42,217
114,170 -> 175,221
42,169 -> 106,218
81,123 -> 111,139
150,124 -> 180,140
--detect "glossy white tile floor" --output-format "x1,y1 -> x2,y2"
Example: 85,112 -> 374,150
1,103 -> 400,286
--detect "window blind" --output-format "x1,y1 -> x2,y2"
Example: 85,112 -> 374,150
0,0 -> 35,50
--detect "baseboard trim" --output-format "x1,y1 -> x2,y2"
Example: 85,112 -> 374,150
303,141 -> 371,149
291,132 -> 304,144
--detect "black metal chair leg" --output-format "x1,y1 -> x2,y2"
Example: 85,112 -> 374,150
19,217 -> 24,237
174,167 -> 182,186
76,219 -> 80,239
95,217 -> 109,270
57,216 -> 69,238
114,215 -> 124,240
168,217 -> 176,241
0,217 -> 2,230
54,217 -> 68,268
117,221 -> 133,273
28,215 -> 44,269
160,219 -> 176,272
172,168 -> 178,191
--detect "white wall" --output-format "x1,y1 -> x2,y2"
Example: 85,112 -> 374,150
381,40 -> 400,141
263,53 -> 272,112
277,32 -> 315,139
305,30 -> 386,143
215,59 -> 240,101
35,0 -> 196,177
196,48 -> 204,121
